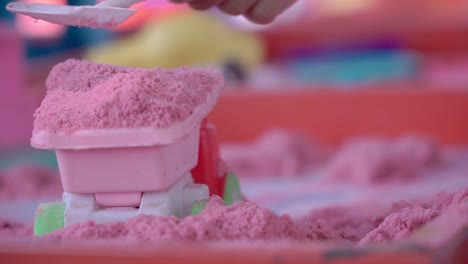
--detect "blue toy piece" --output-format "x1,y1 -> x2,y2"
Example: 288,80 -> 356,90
287,49 -> 420,86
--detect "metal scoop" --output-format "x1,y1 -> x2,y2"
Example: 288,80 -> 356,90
5,0 -> 144,29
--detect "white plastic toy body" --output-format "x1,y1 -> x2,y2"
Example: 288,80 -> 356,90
63,173 -> 208,226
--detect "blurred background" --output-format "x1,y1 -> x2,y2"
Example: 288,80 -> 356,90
1,0 -> 468,175
3,0 -> 468,85
1,0 -> 468,237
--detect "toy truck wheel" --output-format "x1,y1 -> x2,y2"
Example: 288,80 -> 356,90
224,173 -> 242,205
34,202 -> 66,236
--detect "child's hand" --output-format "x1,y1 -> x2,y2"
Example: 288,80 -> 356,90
170,0 -> 297,24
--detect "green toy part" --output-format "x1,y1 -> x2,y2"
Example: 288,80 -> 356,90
34,202 -> 66,236
223,173 -> 242,206
191,200 -> 207,215
191,173 -> 242,215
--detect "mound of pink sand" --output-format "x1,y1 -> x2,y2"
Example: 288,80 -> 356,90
409,201 -> 468,247
221,129 -> 328,178
296,206 -> 381,242
43,189 -> 467,245
33,59 -> 224,134
326,136 -> 441,184
358,189 -> 467,245
0,165 -> 61,200
45,196 -> 294,241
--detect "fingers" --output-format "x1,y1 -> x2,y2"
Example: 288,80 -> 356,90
169,0 -> 297,24
245,0 -> 297,24
189,0 -> 224,11
168,0 -> 191,3
218,0 -> 256,16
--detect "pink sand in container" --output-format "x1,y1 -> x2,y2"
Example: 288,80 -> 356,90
0,165 -> 61,200
33,59 -> 224,134
326,136 -> 441,184
44,189 -> 467,245
221,129 -> 328,178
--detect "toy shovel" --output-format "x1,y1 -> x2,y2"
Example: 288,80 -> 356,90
5,0 -> 144,29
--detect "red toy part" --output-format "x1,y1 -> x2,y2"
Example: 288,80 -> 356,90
191,119 -> 227,197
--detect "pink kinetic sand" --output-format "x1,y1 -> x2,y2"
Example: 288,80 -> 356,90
45,196 -> 295,242
0,165 -> 61,200
358,189 -> 467,245
221,129 -> 328,178
43,189 -> 467,245
409,201 -> 468,248
326,136 -> 441,184
33,59 -> 224,134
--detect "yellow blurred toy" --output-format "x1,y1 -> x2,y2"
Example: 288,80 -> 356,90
85,12 -> 264,75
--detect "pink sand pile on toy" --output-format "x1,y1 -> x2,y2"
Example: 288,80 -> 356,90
31,59 -> 227,234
